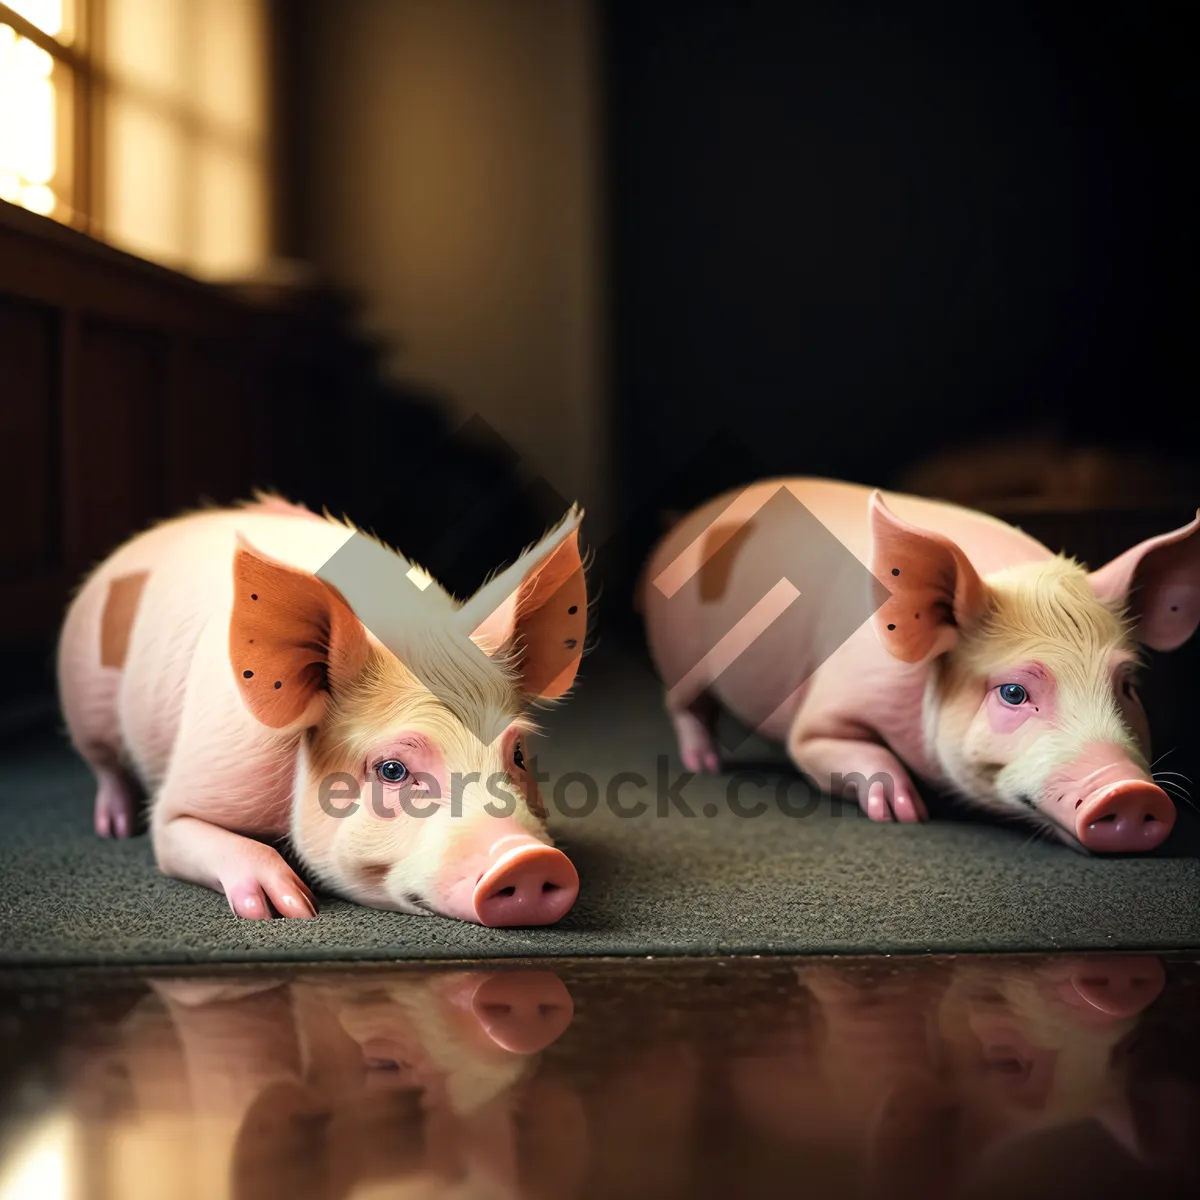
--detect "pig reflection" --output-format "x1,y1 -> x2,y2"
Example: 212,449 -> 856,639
58,495 -> 589,924
726,956 -> 1174,1199
937,958 -> 1164,1145
66,970 -> 583,1200
642,479 -> 1200,851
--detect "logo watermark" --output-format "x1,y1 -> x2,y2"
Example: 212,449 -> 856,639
315,761 -> 896,822
300,415 -> 894,757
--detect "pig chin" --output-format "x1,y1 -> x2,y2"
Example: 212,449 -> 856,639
321,813 -> 443,916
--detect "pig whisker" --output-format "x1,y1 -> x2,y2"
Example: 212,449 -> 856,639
1150,749 -> 1179,770
1013,810 -> 1059,851
1153,777 -> 1195,810
1153,783 -> 1196,813
1154,776 -> 1185,790
1151,771 -> 1193,792
1153,770 -> 1193,786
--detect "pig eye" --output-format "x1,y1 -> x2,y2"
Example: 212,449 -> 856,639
998,683 -> 1028,706
376,759 -> 409,785
513,741 -> 525,770
1121,677 -> 1139,701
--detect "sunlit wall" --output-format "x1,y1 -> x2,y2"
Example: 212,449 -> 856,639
0,0 -> 268,282
303,0 -> 611,534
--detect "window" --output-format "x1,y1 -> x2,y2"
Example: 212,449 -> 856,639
0,0 -> 269,281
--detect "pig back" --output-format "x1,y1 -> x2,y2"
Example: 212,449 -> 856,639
640,480 -> 879,733
76,511 -> 365,791
641,478 -> 1052,735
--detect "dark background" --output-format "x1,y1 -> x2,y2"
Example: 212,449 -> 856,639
603,0 -> 1197,574
1,0 -> 1197,734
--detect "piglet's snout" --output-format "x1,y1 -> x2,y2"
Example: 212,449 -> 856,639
434,819 -> 579,927
1076,781 -> 1174,852
473,840 -> 579,927
1048,744 -> 1175,852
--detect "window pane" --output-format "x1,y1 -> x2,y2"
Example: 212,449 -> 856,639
104,92 -> 187,270
98,0 -> 270,278
0,22 -> 73,221
105,0 -> 187,106
195,0 -> 266,142
194,141 -> 265,280
4,0 -> 71,41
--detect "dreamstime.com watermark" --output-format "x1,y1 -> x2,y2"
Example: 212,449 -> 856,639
316,759 -> 895,822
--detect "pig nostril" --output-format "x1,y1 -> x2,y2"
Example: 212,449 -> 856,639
541,881 -> 560,893
1094,814 -> 1117,824
1144,814 -> 1158,822
495,886 -> 516,898
480,1003 -> 513,1017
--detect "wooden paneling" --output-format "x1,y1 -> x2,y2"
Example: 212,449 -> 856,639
68,319 -> 167,568
165,342 -> 271,512
0,199 -> 373,651
0,296 -> 59,579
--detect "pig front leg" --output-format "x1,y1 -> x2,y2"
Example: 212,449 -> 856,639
144,620 -> 318,918
665,690 -> 722,774
152,812 -> 317,919
788,734 -> 928,823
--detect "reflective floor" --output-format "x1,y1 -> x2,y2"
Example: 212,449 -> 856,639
0,954 -> 1197,1199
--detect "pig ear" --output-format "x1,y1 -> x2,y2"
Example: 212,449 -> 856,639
459,507 -> 587,700
868,491 -> 988,663
1089,510 -> 1200,651
230,536 -> 372,728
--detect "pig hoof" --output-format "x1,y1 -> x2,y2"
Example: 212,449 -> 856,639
861,790 -> 928,823
865,782 -> 896,823
891,791 -> 928,824
850,780 -> 928,823
671,705 -> 721,774
94,775 -> 136,839
681,746 -> 721,774
224,870 -> 318,920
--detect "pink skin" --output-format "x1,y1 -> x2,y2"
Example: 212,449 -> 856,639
799,736 -> 928,824
983,664 -> 1056,735
1046,744 -> 1175,852
642,480 -> 1198,847
58,498 -> 587,922
973,658 -> 1172,850
441,832 -> 579,927
165,816 -> 318,920
353,727 -> 577,927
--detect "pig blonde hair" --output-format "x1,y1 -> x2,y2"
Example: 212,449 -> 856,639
313,633 -> 535,777
929,556 -> 1148,803
959,556 -> 1138,677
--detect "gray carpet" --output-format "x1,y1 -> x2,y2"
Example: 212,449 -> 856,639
2,644 -> 1199,965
